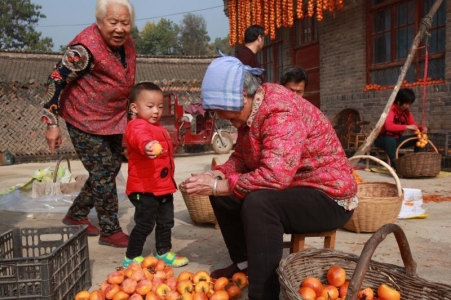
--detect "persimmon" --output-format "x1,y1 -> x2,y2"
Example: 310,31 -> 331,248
298,286 -> 316,300
177,279 -> 194,294
214,277 -> 230,291
377,284 -> 400,300
301,276 -> 323,297
121,278 -> 138,294
327,266 -> 346,287
141,255 -> 159,269
112,290 -> 130,300
358,287 -> 374,300
104,283 -> 120,299
232,271 -> 248,289
151,143 -> 163,156
193,270 -> 211,284
339,281 -> 349,298
226,283 -> 242,300
89,290 -> 105,300
177,271 -> 194,283
192,292 -> 208,300
144,291 -> 160,300
321,285 -> 339,300
75,290 -> 91,300
210,290 -> 230,300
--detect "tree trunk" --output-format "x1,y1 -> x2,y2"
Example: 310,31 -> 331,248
351,0 -> 444,165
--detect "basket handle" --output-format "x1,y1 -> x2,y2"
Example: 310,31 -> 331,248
52,156 -> 71,183
349,155 -> 402,197
346,223 -> 417,300
395,136 -> 439,159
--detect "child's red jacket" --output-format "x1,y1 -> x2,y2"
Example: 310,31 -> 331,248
125,119 -> 177,196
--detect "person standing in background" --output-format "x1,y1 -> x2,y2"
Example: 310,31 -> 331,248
236,25 -> 265,70
280,66 -> 309,97
41,0 -> 136,248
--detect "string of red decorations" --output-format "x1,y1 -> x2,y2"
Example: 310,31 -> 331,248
227,0 -> 345,46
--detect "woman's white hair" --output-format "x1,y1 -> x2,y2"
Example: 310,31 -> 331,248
96,0 -> 135,28
243,71 -> 260,97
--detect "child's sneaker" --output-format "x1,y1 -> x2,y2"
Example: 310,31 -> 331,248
122,255 -> 144,268
156,251 -> 189,267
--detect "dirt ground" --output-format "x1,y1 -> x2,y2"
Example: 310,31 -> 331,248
1,152 -> 450,298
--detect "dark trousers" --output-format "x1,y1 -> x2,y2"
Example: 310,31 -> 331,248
66,122 -> 123,236
374,134 -> 422,168
210,188 -> 353,300
126,193 -> 174,259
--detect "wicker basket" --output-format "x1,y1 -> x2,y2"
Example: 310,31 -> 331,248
395,137 -> 442,178
277,223 -> 451,300
343,155 -> 403,233
179,183 -> 218,229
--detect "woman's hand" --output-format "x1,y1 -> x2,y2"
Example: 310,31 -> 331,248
45,127 -> 62,155
421,126 -> 428,134
406,124 -> 419,132
183,172 -> 216,196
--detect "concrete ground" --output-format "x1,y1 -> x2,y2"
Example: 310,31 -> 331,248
1,152 -> 450,298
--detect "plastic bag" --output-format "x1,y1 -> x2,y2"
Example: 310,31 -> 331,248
398,188 -> 428,219
0,172 -> 126,213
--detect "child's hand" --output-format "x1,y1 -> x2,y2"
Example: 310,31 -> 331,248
144,141 -> 162,158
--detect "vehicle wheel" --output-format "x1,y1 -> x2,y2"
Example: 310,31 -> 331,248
212,132 -> 233,154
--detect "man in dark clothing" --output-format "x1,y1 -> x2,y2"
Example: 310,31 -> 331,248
236,25 -> 265,70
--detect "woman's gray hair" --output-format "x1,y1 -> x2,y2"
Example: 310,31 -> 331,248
96,0 -> 135,28
243,71 -> 260,97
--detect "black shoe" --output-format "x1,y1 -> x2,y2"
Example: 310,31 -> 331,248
210,263 -> 248,279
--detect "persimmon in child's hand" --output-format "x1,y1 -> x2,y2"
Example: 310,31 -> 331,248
144,141 -> 163,158
151,143 -> 163,155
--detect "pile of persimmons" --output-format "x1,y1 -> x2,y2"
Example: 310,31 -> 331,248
74,255 -> 248,300
413,130 -> 429,148
299,265 -> 400,300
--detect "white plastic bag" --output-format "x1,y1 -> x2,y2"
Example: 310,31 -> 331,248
398,188 -> 427,219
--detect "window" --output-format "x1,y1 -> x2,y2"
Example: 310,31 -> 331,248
368,0 -> 445,85
294,15 -> 318,47
258,30 -> 283,83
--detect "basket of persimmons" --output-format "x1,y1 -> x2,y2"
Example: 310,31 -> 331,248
74,255 -> 248,300
394,133 -> 442,178
277,224 -> 451,300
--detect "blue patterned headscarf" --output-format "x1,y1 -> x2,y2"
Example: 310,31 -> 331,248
201,56 -> 264,112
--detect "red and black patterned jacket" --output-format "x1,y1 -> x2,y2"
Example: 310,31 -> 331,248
42,24 -> 136,135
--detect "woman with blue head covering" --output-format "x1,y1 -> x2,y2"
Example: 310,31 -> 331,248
182,56 -> 358,300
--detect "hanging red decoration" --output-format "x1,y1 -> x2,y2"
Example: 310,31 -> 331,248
228,0 -> 346,47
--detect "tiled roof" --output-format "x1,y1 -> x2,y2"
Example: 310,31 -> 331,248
0,50 -> 216,90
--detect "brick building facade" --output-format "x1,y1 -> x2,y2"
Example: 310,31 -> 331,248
227,0 -> 450,156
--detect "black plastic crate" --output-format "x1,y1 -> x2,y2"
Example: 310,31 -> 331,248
0,225 -> 91,300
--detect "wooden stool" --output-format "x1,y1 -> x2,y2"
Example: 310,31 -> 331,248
283,230 -> 337,253
347,133 -> 366,150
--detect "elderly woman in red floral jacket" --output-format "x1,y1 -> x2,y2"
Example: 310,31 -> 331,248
40,0 -> 136,247
183,56 -> 358,300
